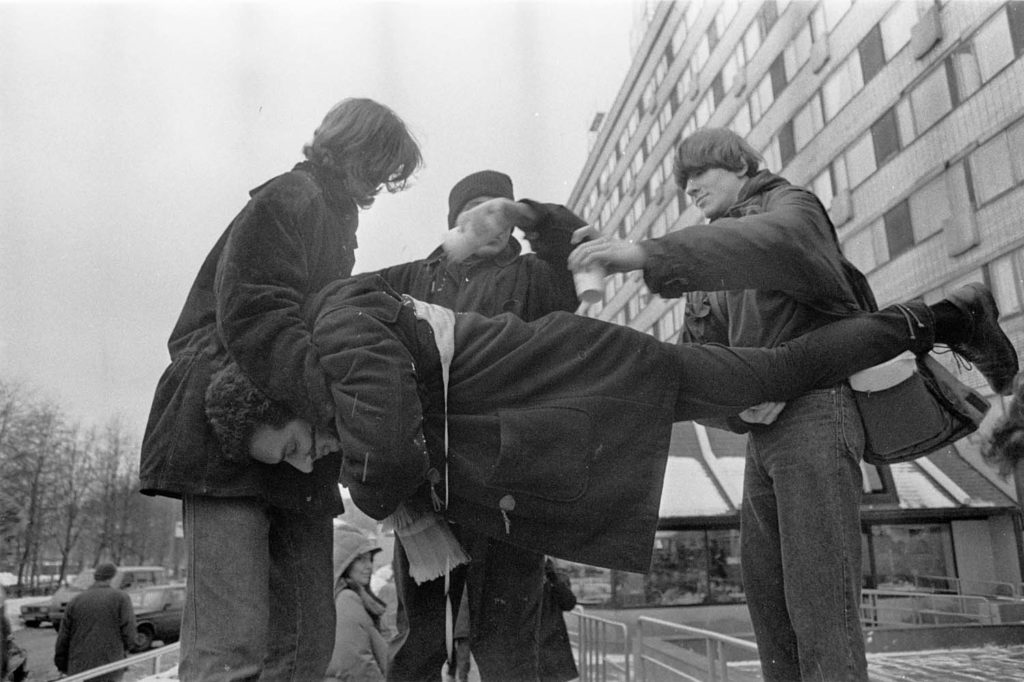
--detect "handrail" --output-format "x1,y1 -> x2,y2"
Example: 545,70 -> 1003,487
635,616 -> 757,682
910,573 -> 1022,599
58,643 -> 180,681
861,589 -> 997,626
574,609 -> 631,682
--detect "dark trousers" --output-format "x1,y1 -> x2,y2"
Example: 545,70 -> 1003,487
389,528 -> 545,682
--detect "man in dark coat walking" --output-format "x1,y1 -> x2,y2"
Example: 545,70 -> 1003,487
54,563 -> 137,682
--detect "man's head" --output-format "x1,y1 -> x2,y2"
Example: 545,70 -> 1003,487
303,97 -> 423,209
674,127 -> 762,220
447,170 -> 515,229
94,562 -> 117,583
205,362 -> 339,472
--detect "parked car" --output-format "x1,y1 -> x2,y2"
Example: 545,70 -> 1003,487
18,598 -> 51,627
130,584 -> 185,651
50,565 -> 169,630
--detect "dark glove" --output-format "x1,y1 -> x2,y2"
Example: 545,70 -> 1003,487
518,199 -> 587,265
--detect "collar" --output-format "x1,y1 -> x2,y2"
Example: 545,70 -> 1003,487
424,238 -> 522,268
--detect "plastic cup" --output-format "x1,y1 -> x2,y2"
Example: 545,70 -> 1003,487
573,265 -> 607,304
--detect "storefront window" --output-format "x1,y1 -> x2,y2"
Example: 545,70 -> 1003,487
865,523 -> 955,591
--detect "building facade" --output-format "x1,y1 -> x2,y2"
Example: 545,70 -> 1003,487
561,0 -> 1024,612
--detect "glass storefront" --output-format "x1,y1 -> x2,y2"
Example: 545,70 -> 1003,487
559,522 -> 957,608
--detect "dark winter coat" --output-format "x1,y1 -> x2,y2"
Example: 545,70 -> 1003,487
643,170 -> 874,432
309,275 -> 679,573
53,583 -> 136,679
538,560 -> 578,682
375,201 -> 581,320
139,161 -> 353,512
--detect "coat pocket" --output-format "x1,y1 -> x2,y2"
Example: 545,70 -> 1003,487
488,405 -> 592,502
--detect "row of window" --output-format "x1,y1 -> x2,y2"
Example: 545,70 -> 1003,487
556,522 -> 958,609
842,114 -> 1024,273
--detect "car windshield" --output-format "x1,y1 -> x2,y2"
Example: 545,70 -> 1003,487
130,590 -> 166,609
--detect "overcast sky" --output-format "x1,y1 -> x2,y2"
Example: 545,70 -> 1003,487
0,0 -> 638,434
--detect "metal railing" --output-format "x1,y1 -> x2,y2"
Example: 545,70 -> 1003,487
908,574 -> 1024,599
572,609 -> 632,682
59,642 -> 179,681
634,617 -> 759,682
860,589 -> 998,627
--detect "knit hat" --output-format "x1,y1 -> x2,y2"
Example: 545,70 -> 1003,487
447,170 -> 514,228
94,562 -> 117,582
332,522 -> 381,580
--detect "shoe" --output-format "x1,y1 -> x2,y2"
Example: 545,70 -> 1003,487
944,282 -> 1019,395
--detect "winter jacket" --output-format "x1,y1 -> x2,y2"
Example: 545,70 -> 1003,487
643,170 -> 874,433
375,201 -> 581,321
309,275 -> 680,573
324,588 -> 388,682
139,161 -> 353,512
53,584 -> 136,679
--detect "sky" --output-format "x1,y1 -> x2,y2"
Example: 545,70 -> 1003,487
0,0 -> 639,434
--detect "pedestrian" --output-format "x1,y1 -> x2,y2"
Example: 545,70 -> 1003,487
202,271 -> 1011,583
53,563 -> 137,682
325,523 -> 389,682
567,126 -> 1019,681
138,97 -> 422,681
538,559 -> 578,682
374,169 -> 584,681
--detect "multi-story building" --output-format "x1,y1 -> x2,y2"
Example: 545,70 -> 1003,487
562,0 -> 1024,615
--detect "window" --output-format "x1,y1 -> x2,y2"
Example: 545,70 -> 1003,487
810,167 -> 834,212
641,81 -> 657,116
949,42 -> 982,104
843,225 -> 878,273
648,530 -> 744,606
794,94 -> 824,150
693,34 -> 710,73
768,54 -> 787,98
785,18 -> 814,76
864,524 -> 955,591
969,134 -> 1015,205
750,73 -> 775,122
871,108 -> 901,167
743,20 -> 762,61
908,174 -> 950,243
976,8 -> 1016,82
711,72 -> 726,107
762,137 -> 781,172
883,199 -> 914,259
778,121 -> 796,166
1007,118 -> 1024,179
989,248 -> 1024,316
859,25 -> 885,83
732,102 -> 752,137
909,65 -> 953,133
895,98 -> 916,147
695,91 -> 714,127
822,52 -> 864,121
845,133 -> 877,188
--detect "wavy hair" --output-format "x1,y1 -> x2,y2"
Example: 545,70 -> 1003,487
674,127 -> 762,190
205,362 -> 293,464
303,98 -> 423,208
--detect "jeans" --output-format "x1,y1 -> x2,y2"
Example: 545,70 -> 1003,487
178,495 -> 336,682
741,386 -> 869,682
389,528 -> 545,681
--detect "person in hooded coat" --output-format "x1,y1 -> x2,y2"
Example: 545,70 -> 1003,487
325,523 -> 389,682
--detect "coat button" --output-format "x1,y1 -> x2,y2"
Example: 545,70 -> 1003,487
427,468 -> 442,486
499,494 -> 516,512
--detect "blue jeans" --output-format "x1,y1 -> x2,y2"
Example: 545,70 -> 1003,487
741,386 -> 869,682
179,495 -> 335,681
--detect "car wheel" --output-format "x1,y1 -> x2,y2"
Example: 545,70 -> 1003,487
134,626 -> 155,652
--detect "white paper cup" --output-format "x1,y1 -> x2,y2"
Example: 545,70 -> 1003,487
573,265 -> 607,304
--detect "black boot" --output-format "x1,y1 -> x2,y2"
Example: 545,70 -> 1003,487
943,283 -> 1019,395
